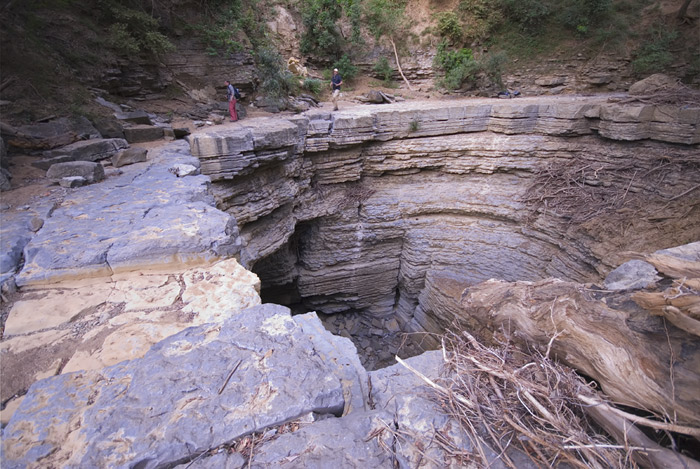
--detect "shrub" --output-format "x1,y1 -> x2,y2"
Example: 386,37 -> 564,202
300,0 -> 343,59
499,0 -> 551,35
433,41 -> 481,90
332,54 -> 358,81
99,1 -> 174,56
557,0 -> 612,34
373,57 -> 394,83
458,0 -> 501,42
631,29 -> 679,76
364,0 -> 408,41
303,78 -> 323,95
256,47 -> 296,97
434,11 -> 463,44
481,51 -> 507,88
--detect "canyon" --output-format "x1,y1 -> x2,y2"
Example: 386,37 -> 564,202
1,94 -> 699,467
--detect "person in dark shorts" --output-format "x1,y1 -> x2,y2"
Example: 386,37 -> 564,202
331,68 -> 343,111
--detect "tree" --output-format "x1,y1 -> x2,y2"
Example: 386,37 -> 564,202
364,0 -> 413,89
677,0 -> 694,20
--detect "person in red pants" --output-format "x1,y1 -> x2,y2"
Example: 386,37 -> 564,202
225,80 -> 238,122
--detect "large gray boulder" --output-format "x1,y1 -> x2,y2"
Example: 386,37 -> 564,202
46,161 -> 105,184
34,138 -> 129,169
17,140 -> 240,286
1,304 -> 348,468
123,125 -> 164,143
3,116 -> 101,151
114,110 -> 152,125
0,167 -> 10,191
629,73 -> 679,95
111,147 -> 147,167
0,201 -> 54,283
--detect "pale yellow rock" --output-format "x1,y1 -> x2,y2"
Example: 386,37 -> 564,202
0,329 -> 71,354
4,284 -> 114,336
0,396 -> 25,426
182,258 -> 261,323
62,322 -> 187,373
108,310 -> 170,327
110,274 -> 181,311
34,358 -> 63,381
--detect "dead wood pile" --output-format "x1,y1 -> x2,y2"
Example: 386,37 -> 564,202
447,255 -> 700,467
523,155 -> 700,224
420,330 -> 645,468
631,252 -> 700,338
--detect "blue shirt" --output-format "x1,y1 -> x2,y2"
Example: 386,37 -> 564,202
332,74 -> 342,90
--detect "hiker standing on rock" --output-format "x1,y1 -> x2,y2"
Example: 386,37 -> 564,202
331,68 -> 342,111
225,80 -> 238,122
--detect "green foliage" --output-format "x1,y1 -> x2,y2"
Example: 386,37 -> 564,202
373,57 -> 394,83
408,118 -> 420,132
557,0 -> 612,34
364,0 -> 408,40
342,0 -> 364,45
333,54 -> 358,81
482,51 -> 507,88
458,0 -> 502,41
303,78 -> 323,95
193,0 -> 269,55
256,47 -> 296,98
631,29 -> 679,76
499,0 -> 551,34
300,0 -> 343,59
99,0 -> 174,56
198,4 -> 243,54
433,41 -> 480,90
434,11 -> 463,44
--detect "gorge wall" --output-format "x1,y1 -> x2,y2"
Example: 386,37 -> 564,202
189,96 -> 700,340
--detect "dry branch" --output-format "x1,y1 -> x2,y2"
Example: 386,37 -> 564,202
461,279 -> 700,427
429,328 -> 635,468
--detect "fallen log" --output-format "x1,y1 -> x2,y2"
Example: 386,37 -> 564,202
460,278 -> 700,427
583,398 -> 700,469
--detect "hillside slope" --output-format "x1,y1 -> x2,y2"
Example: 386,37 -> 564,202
0,0 -> 698,124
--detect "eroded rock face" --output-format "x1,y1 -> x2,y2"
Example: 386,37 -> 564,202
188,96 -> 700,340
2,305 -> 347,468
16,140 -> 239,286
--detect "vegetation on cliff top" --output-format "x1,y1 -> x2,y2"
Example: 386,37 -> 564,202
0,0 -> 698,120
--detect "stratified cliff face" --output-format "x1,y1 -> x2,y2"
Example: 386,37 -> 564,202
189,96 -> 700,336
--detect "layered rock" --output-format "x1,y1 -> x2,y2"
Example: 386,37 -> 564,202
188,96 -> 700,340
15,140 -> 240,286
3,305 -> 504,469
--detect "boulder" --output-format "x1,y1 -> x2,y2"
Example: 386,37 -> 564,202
629,74 -> 679,95
92,116 -> 125,139
33,138 -> 129,169
123,124 -> 164,143
173,127 -> 191,139
2,305 -> 348,468
367,90 -> 385,103
604,259 -> 660,291
4,116 -> 101,151
46,161 -> 105,184
114,110 -> 152,125
169,163 -> 199,177
0,167 -> 10,191
58,176 -> 87,188
111,146 -> 148,167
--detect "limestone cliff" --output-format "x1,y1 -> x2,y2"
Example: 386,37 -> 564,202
189,96 -> 700,338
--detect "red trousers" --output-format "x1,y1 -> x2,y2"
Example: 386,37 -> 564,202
229,99 -> 238,121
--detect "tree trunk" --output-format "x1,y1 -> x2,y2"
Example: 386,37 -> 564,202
461,278 -> 700,427
389,37 -> 413,91
677,0 -> 694,19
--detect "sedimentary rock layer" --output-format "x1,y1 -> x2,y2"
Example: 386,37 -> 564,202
189,96 -> 700,336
